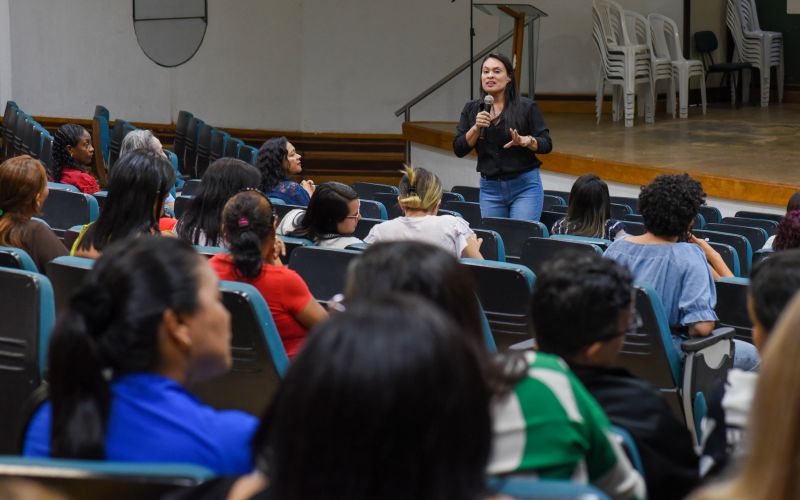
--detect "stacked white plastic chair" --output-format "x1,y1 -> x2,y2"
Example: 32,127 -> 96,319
648,13 -> 706,118
592,0 -> 652,127
726,0 -> 783,107
626,10 -> 671,123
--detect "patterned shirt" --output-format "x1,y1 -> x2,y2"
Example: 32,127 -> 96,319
551,218 -> 626,241
489,351 -> 645,500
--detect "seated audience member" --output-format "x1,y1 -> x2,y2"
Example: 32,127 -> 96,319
72,151 -> 174,258
604,174 -> 757,371
364,166 -> 483,258
762,191 -> 800,249
772,210 -> 800,251
119,129 -> 176,214
257,137 -> 314,206
0,155 -> 66,272
691,292 -> 800,500
551,174 -> 626,240
277,181 -> 363,249
176,158 -> 261,247
23,236 -> 258,475
177,295 -> 493,500
49,124 -> 100,194
532,253 -> 698,499
700,250 -> 800,477
209,190 -> 327,358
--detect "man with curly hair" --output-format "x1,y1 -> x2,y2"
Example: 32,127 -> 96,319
604,174 -> 759,371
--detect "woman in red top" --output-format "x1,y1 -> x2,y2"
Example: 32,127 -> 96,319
50,124 -> 100,194
209,190 -> 327,358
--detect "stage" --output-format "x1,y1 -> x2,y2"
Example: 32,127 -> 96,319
404,103 -> 800,209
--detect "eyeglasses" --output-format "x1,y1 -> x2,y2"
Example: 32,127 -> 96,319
344,211 -> 361,220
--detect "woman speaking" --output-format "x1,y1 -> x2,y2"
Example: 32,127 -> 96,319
453,53 -> 552,221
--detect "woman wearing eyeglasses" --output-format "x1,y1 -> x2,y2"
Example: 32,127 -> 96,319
277,181 -> 364,249
209,190 -> 327,358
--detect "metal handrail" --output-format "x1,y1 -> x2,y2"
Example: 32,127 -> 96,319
394,26 -> 526,118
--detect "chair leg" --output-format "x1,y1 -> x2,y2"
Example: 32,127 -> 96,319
742,69 -> 751,104
778,48 -> 784,103
596,77 -> 604,124
699,75 -> 707,115
668,76 -> 676,119
624,90 -> 635,128
679,76 -> 689,119
761,66 -> 770,107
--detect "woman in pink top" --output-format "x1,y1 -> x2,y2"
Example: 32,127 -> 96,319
50,124 -> 100,194
209,190 -> 327,358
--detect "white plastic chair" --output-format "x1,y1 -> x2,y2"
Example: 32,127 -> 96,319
592,0 -> 652,127
726,0 -> 783,107
648,13 -> 706,118
626,10 -> 671,123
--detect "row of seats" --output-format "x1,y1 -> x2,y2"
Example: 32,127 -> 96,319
1,101 -> 55,170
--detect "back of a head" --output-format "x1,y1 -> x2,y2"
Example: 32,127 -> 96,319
0,155 -> 47,246
345,241 -> 484,347
531,252 -> 633,360
295,181 -> 358,239
51,123 -> 87,181
176,158 -> 261,246
398,165 -> 442,212
787,192 -> 800,213
258,295 -> 490,500
48,235 -> 203,458
749,249 -> 800,336
79,151 -> 172,253
221,190 -> 274,279
256,137 -> 289,192
773,210 -> 800,251
119,129 -> 159,159
639,174 -> 705,238
565,173 -> 612,238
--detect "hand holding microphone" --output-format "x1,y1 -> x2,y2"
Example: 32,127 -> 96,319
477,95 -> 494,140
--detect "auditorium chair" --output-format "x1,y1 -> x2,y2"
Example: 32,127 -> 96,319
0,267 -> 54,453
224,137 -> 244,159
474,228 -> 505,261
164,149 -> 184,191
188,281 -> 288,416
278,235 -> 313,264
709,241 -> 741,277
91,114 -> 110,187
13,114 -> 29,156
752,248 -> 773,267
437,208 -> 461,218
538,211 -> 565,232
371,192 -> 403,219
611,425 -> 646,477
359,199 -> 388,220
462,258 -> 535,351
442,200 -> 482,227
550,234 -> 612,251
519,237 -> 603,275
548,205 -> 568,214
173,110 -> 193,169
0,246 -> 38,272
698,205 -> 723,225
237,144 -> 258,166
40,190 -> 99,233
39,134 -> 54,172
353,217 -> 382,240
720,217 -> 778,237
441,191 -> 465,202
274,203 -> 305,220
108,119 -> 136,168
194,124 -> 213,179
734,210 -> 782,224
478,217 -> 549,262
488,476 -> 609,499
610,195 -> 639,214
0,456 -> 213,500
694,229 -> 752,275
544,189 -> 571,203
616,283 -> 734,444
542,194 -> 567,212
351,181 -> 399,200
183,117 -> 204,177
715,276 -> 752,343
173,194 -> 193,219
705,223 -> 768,257
46,256 -> 94,316
609,203 -> 633,219
2,100 -> 18,158
208,129 -> 230,164
180,179 -> 203,197
287,246 -> 361,302
452,185 -> 480,203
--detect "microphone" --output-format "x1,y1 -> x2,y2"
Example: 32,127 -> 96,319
479,94 -> 493,140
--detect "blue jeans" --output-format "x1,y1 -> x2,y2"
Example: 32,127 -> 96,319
479,169 -> 544,221
671,335 -> 760,372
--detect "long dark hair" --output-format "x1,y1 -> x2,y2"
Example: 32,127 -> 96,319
77,151 -> 173,253
287,182 -> 358,241
221,190 -> 275,279
254,295 -> 491,500
564,174 -> 612,238
479,53 -> 525,132
176,158 -> 261,247
48,236 -> 203,458
50,124 -> 88,182
256,137 -> 289,193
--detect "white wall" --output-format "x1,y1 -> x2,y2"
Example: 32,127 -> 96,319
0,0 -> 12,106
5,0 -> 681,133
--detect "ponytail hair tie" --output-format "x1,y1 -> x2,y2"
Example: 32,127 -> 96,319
238,217 -> 250,228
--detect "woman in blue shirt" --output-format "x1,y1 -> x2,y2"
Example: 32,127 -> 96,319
257,137 -> 315,206
23,235 -> 258,475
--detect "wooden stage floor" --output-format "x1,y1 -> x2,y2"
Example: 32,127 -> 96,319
405,103 -> 800,207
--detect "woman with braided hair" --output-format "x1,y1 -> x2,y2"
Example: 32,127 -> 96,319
256,137 -> 314,206
209,190 -> 327,358
23,236 -> 258,474
364,165 -> 483,258
49,123 -> 99,194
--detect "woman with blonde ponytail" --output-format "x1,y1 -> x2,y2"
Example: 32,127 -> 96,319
364,166 -> 483,258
